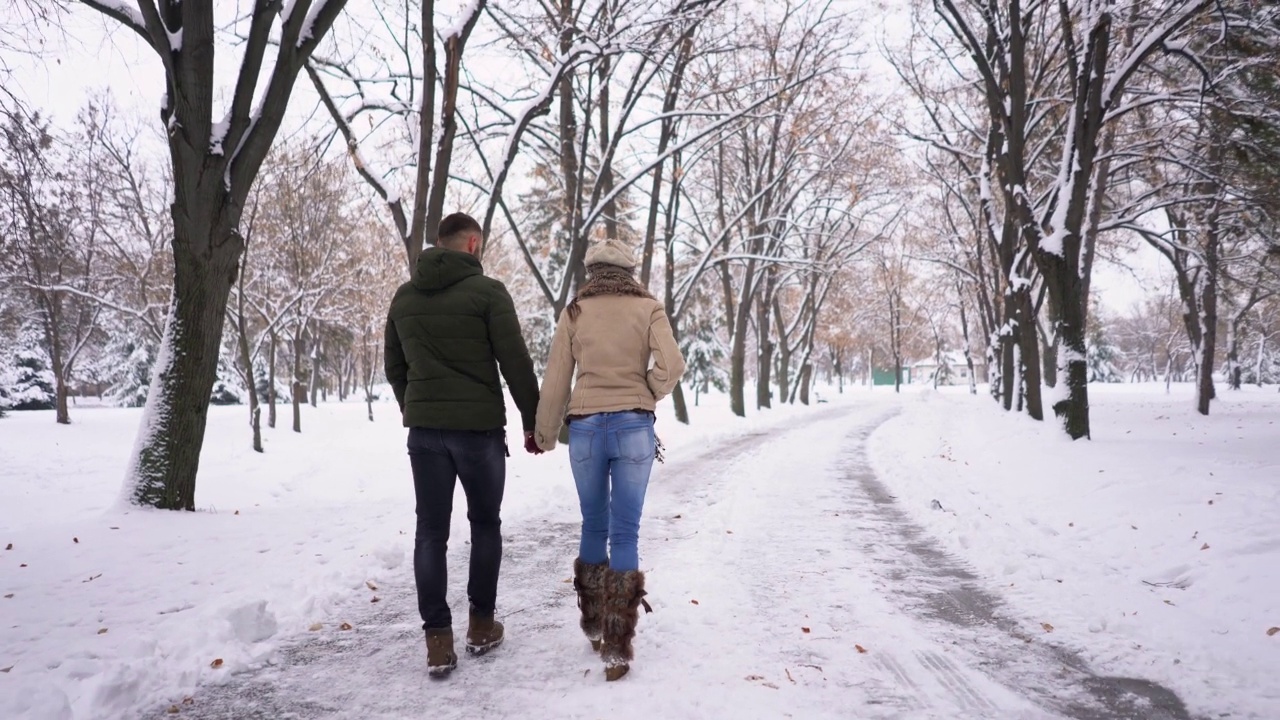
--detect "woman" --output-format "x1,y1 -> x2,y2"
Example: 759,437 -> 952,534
534,238 -> 686,681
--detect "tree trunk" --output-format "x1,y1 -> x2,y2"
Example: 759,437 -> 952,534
127,239 -> 242,510
234,300 -> 263,454
756,297 -> 774,410
267,330 -> 278,429
1018,290 -> 1044,421
309,328 -> 321,408
672,382 -> 690,425
1047,275 -> 1089,438
54,375 -> 70,425
799,364 -> 812,405
293,332 -> 304,433
729,310 -> 749,417
1226,318 -> 1242,391
1195,227 -> 1219,415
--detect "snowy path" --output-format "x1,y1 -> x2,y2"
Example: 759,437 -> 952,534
156,404 -> 1201,720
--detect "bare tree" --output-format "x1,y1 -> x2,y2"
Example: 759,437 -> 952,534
76,0 -> 348,509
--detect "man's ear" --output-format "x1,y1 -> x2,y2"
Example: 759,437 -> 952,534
469,234 -> 483,256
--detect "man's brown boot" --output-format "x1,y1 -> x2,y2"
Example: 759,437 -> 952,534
466,606 -> 505,656
573,558 -> 610,651
425,628 -> 457,677
600,569 -> 651,681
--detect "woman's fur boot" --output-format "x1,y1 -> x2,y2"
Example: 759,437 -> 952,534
599,568 -> 651,681
574,558 -> 610,651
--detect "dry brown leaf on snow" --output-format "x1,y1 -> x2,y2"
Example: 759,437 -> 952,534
340,622 -> 353,631
801,627 -> 811,634
97,628 -> 108,635
73,537 -> 80,544
690,599 -> 699,605
182,697 -> 195,705
0,666 -> 12,673
1041,623 -> 1055,633
4,543 -> 11,550
4,594 -> 13,599
1201,543 -> 1210,551
234,510 -> 240,516
855,644 -> 868,654
1164,600 -> 1175,606
19,563 -> 26,568
210,658 -> 224,669
371,596 -> 380,604
366,581 -> 378,591
308,623 -> 323,632
1267,627 -> 1279,637
166,705 -> 180,714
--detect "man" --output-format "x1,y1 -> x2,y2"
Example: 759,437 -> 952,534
384,212 -> 543,677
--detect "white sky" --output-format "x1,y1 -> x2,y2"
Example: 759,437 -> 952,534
3,0 -> 1172,316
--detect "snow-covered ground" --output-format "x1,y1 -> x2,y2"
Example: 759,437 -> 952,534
1,383 -> 1277,719
0,390 -> 841,720
869,383 -> 1280,720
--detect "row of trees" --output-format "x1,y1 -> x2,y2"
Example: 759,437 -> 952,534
893,0 -> 1280,437
3,0 -> 1277,510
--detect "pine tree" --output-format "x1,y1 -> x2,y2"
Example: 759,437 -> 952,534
1,347 -> 57,411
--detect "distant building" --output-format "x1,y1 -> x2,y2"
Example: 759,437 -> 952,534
909,350 -> 987,386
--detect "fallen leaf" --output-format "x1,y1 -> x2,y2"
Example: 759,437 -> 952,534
1130,525 -> 1137,530
365,580 -> 378,591
1267,627 -> 1279,637
1192,531 -> 1199,539
370,596 -> 381,604
234,510 -> 240,516
339,622 -> 353,631
166,705 -> 180,714
2,593 -> 12,599
1163,600 -> 1175,606
801,627 -> 811,634
1068,522 -> 1074,527
1207,500 -> 1214,505
690,599 -> 700,605
673,514 -> 682,519
1201,543 -> 1210,551
0,666 -> 11,673
583,668 -> 590,677
182,697 -> 194,705
745,674 -> 765,681
83,574 -> 102,583
4,543 -> 11,550
210,658 -> 224,669
726,530 -> 734,534
1056,579 -> 1063,584
308,623 -> 323,631
73,537 -> 80,544
19,564 -> 26,568
109,527 -> 119,530
1041,623 -> 1055,633
97,628 -> 108,635
855,644 -> 868,654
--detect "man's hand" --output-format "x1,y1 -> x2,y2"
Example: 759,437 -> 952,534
524,431 -> 545,455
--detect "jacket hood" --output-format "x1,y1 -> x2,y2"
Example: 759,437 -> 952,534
413,246 -> 483,291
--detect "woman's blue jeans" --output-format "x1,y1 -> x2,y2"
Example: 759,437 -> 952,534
568,411 -> 656,572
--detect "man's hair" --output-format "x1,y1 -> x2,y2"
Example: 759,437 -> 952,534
437,212 -> 483,250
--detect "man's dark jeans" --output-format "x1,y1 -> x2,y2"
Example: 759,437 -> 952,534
407,427 -> 506,630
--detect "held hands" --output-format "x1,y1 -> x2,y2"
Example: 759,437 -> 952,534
524,431 -> 545,455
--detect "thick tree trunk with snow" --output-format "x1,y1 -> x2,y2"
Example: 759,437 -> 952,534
1195,217 -> 1220,415
671,383 -> 690,425
129,233 -> 242,510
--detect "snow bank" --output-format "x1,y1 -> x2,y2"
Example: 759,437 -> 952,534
867,383 -> 1280,720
